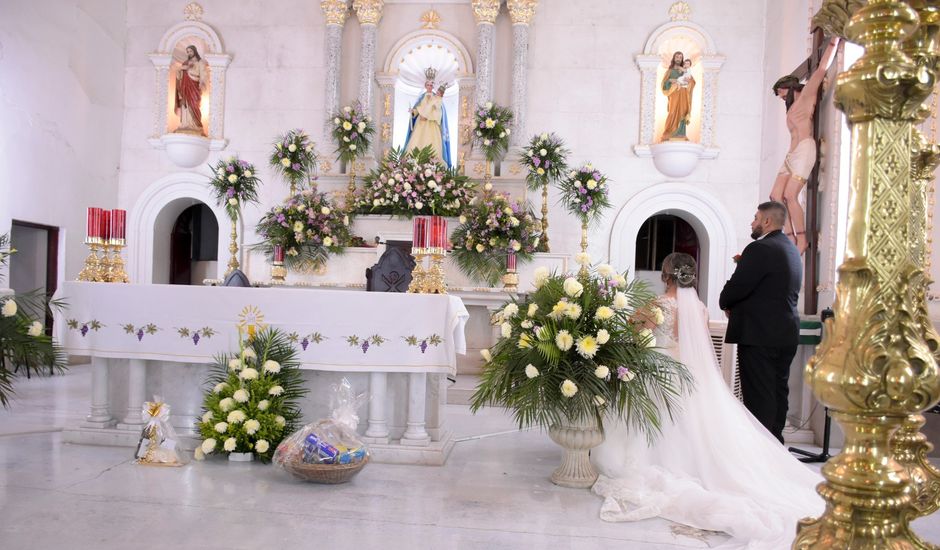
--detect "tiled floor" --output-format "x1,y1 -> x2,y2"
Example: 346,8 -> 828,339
0,365 -> 937,550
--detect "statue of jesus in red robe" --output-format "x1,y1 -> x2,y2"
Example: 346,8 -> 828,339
175,45 -> 208,135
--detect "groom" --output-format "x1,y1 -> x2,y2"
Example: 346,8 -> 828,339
719,201 -> 801,444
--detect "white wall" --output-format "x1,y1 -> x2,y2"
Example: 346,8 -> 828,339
0,0 -> 127,281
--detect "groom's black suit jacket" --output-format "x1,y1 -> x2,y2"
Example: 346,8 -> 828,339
719,230 -> 802,347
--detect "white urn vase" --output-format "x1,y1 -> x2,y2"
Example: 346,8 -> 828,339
548,414 -> 604,488
228,451 -> 254,462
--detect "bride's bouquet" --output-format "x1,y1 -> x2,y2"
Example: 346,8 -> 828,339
470,259 -> 691,439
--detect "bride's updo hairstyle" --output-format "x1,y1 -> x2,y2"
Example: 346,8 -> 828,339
662,252 -> 697,288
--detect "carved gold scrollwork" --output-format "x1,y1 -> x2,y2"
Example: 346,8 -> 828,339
471,0 -> 500,24
321,0 -> 349,26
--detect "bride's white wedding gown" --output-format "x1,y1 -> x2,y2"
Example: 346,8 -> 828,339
591,287 -> 823,549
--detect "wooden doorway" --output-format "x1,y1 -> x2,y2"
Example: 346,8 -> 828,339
9,220 -> 59,332
169,203 -> 218,285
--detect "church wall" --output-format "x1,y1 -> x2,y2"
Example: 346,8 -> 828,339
525,0 -> 771,284
0,0 -> 128,282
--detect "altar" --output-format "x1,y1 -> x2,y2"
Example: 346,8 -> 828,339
54,281 -> 471,465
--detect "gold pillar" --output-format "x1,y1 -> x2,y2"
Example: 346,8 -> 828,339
796,1 -> 940,548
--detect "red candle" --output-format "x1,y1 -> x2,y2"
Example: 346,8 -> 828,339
413,217 -> 427,250
111,209 -> 126,241
273,244 -> 285,263
86,207 -> 95,240
506,251 -> 517,271
428,216 -> 447,251
100,210 -> 112,243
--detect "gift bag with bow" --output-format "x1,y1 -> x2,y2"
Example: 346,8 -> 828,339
135,396 -> 183,466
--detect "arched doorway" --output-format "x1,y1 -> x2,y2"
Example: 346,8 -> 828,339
608,183 -> 737,318
169,203 -> 218,285
129,174 -> 229,284
634,214 -> 701,295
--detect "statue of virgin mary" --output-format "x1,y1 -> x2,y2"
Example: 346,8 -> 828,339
403,67 -> 452,167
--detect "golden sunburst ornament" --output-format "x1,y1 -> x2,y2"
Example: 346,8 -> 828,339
237,305 -> 267,340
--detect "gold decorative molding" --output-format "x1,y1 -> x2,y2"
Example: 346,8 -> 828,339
507,0 -> 538,25
353,0 -> 383,26
420,9 -> 441,29
321,0 -> 349,26
461,95 -> 470,120
667,1 -> 690,22
381,122 -> 391,143
183,2 -> 204,21
383,93 -> 391,117
471,0 -> 500,24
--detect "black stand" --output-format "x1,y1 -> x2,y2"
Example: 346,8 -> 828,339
788,307 -> 834,463
789,407 -> 833,463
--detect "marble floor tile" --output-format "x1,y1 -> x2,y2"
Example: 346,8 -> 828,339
0,367 -> 938,550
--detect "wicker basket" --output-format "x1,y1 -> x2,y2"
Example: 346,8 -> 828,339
282,456 -> 369,484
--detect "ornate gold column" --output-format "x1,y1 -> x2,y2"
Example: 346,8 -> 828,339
321,0 -> 349,119
796,1 -> 940,548
507,0 -> 538,147
471,0 -> 500,107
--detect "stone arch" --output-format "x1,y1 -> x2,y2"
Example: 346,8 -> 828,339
129,173 -> 229,284
608,183 -> 737,318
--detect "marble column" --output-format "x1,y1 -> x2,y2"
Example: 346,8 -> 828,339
321,0 -> 349,119
700,58 -> 724,149
363,371 -> 390,444
204,54 -> 233,141
147,55 -> 172,138
118,359 -> 148,429
84,357 -> 114,427
353,0 -> 383,115
401,373 -> 431,446
507,0 -> 538,147
471,0 -> 500,108
634,56 -> 660,148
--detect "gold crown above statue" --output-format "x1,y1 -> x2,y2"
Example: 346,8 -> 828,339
424,67 -> 438,82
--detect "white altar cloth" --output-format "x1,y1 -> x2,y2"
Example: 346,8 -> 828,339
54,282 -> 468,374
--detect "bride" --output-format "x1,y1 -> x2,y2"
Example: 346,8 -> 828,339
591,252 -> 823,549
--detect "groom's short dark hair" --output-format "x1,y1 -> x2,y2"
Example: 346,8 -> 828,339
758,201 -> 788,227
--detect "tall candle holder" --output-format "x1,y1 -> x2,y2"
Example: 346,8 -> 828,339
540,183 -> 551,252
502,251 -> 518,292
271,245 -> 287,283
579,220 -> 589,279
77,239 -> 102,282
108,239 -> 129,283
424,216 -> 448,295
78,207 -> 103,282
345,163 -> 357,209
226,218 -> 240,276
408,216 -> 429,293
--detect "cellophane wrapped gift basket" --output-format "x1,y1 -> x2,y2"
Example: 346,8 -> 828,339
274,378 -> 369,483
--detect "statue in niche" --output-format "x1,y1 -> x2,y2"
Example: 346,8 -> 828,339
403,67 -> 452,167
661,52 -> 695,142
174,45 -> 208,136
769,37 -> 839,255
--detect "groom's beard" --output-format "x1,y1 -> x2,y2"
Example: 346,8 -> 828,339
750,227 -> 763,240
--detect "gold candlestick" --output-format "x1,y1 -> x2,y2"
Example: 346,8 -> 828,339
408,251 -> 428,293
226,219 -> 240,275
578,220 -> 589,279
345,162 -> 357,209
502,269 -> 518,292
540,182 -> 550,252
99,243 -> 114,282
77,240 -> 102,282
425,252 -> 447,295
109,240 -> 129,283
794,2 -> 940,548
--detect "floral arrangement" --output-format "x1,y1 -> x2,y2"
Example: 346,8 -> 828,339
450,192 -> 542,285
354,146 -> 475,218
195,328 -> 307,462
331,103 -> 375,165
255,189 -> 352,270
208,156 -> 262,221
0,233 -> 67,407
470,260 -> 691,438
473,101 -> 513,162
519,133 -> 569,191
559,163 -> 612,224
269,129 -> 318,190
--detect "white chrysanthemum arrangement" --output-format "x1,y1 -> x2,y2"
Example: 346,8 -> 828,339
195,329 -> 307,462
470,257 -> 692,440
